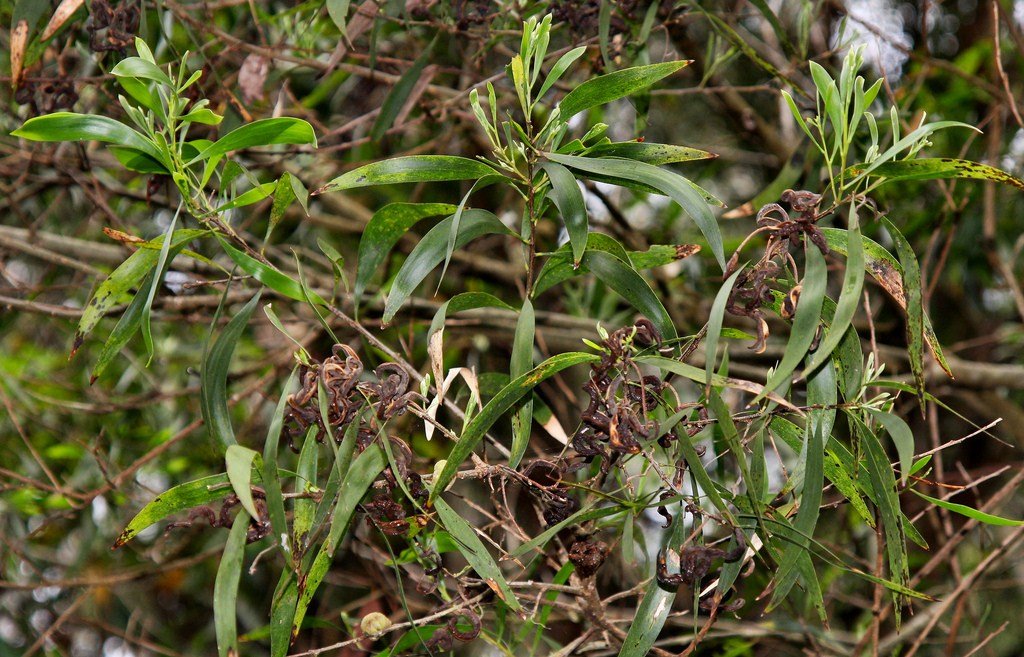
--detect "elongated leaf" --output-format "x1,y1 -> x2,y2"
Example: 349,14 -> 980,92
541,162 -> 588,266
214,510 -> 249,657
865,409 -> 915,485
74,229 -> 207,354
383,209 -> 515,324
847,158 -> 1024,191
558,60 -> 690,119
583,251 -> 677,343
355,203 -> 457,306
270,571 -> 298,657
770,417 -> 872,525
293,444 -> 386,636
202,292 -> 262,448
586,141 -> 716,164
545,152 -> 724,270
430,352 -> 600,501
617,510 -> 685,657
819,226 -> 951,377
317,156 -> 498,194
12,112 -> 166,164
768,422 -> 823,610
801,209 -> 863,377
638,355 -> 799,412
434,497 -> 522,612
293,426 -> 319,545
759,243 -> 827,399
110,56 -> 173,86
511,506 -> 624,559
112,466 -> 263,547
882,218 -> 925,410
262,373 -> 294,549
848,121 -> 974,182
533,234 -> 697,295
705,267 -> 744,393
850,412 -> 908,616
509,300 -> 536,469
911,491 -> 1024,526
189,118 -> 316,164
226,444 -> 262,520
218,240 -> 326,305
537,46 -> 587,99
427,292 -> 516,339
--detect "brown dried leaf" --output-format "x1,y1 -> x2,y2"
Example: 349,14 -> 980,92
11,20 -> 29,89
41,0 -> 85,41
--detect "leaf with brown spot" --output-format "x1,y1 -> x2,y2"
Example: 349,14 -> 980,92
41,0 -> 84,41
846,158 -> 1024,191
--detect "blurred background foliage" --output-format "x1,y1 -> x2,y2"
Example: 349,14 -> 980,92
1,1 -> 1023,656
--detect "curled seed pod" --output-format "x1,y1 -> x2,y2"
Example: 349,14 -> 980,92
568,539 -> 608,578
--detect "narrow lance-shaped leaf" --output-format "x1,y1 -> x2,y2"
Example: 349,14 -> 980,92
112,470 -> 260,548
768,422 -> 824,610
801,205 -> 864,377
269,571 -> 298,657
846,158 -> 1024,191
383,209 -> 516,324
74,229 -> 207,354
540,162 -> 589,266
705,267 -> 744,394
508,299 -> 536,469
911,490 -> 1024,526
865,409 -> 915,485
583,251 -> 678,344
430,352 -> 600,502
262,372 -> 294,549
558,60 -> 690,119
316,156 -> 499,194
758,242 -> 827,400
354,203 -> 457,307
214,510 -> 249,657
12,112 -> 167,165
882,218 -> 925,412
292,444 -> 386,637
189,117 -> 317,164
617,506 -> 686,657
585,141 -> 716,164
433,497 -> 522,613
819,226 -> 952,378
545,152 -> 725,270
202,292 -> 262,448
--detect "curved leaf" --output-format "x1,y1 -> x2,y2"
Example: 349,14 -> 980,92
847,158 -> 1024,191
190,118 -> 317,164
758,243 -> 827,400
583,250 -> 677,343
430,352 -> 600,501
586,141 -> 716,164
12,112 -> 165,164
355,202 -> 458,305
545,152 -> 725,270
317,156 -> 498,194
434,497 -> 522,612
540,162 -> 589,266
509,300 -> 536,469
558,60 -> 690,119
801,208 -> 864,377
293,444 -> 386,637
226,444 -> 262,520
214,510 -> 249,657
382,209 -> 516,324
705,267 -> 744,393
202,292 -> 262,449
112,466 -> 262,548
911,491 -> 1024,526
